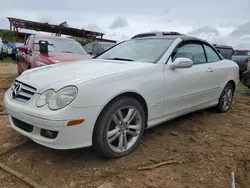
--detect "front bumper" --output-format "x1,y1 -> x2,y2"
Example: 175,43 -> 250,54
242,71 -> 250,88
4,89 -> 102,149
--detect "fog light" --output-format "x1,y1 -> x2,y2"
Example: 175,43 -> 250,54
40,129 -> 58,139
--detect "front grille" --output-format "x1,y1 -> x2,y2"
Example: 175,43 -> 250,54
10,80 -> 37,102
11,117 -> 34,133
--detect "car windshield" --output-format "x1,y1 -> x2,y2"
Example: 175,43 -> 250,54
100,43 -> 116,51
96,38 -> 174,63
34,38 -> 87,54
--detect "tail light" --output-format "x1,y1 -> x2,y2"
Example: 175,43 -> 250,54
245,57 -> 250,63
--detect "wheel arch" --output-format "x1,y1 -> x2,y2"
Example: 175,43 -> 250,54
94,91 -> 149,130
227,80 -> 236,95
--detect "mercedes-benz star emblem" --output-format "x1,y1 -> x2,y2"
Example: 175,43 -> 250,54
12,83 -> 22,98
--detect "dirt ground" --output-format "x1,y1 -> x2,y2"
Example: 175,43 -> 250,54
0,60 -> 250,188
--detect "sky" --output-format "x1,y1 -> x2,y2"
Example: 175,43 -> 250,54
0,0 -> 250,49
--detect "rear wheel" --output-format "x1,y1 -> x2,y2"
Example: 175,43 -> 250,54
215,82 -> 234,113
92,97 -> 146,159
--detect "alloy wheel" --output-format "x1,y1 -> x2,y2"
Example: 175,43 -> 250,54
106,106 -> 142,153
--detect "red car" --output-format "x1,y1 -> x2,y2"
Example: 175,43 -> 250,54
17,35 -> 92,75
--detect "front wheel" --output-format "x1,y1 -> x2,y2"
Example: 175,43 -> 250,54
92,97 -> 146,159
0,49 -> 3,60
215,82 -> 234,113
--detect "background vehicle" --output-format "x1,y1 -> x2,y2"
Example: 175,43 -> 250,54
0,37 -> 3,60
2,42 -> 8,58
213,44 -> 233,60
231,49 -> 250,79
17,35 -> 92,74
4,31 -> 238,159
242,71 -> 250,88
6,43 -> 15,56
11,42 -> 24,60
84,41 -> 116,56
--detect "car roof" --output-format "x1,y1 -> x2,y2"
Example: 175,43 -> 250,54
33,34 -> 74,40
87,41 -> 116,45
131,31 -> 209,44
130,31 -> 224,59
98,42 -> 116,45
213,44 -> 233,49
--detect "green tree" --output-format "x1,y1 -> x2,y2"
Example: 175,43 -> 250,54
0,29 -> 16,42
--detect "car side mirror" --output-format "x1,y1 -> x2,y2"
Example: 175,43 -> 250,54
87,50 -> 93,55
38,40 -> 49,54
18,46 -> 27,53
170,57 -> 193,69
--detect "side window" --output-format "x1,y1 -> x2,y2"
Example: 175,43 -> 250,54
93,44 -> 102,55
85,43 -> 94,52
203,45 -> 221,62
215,48 -> 233,60
172,43 -> 206,65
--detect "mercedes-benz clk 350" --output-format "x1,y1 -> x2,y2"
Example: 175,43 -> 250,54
4,31 -> 239,158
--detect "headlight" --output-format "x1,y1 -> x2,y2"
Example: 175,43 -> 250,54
36,89 -> 55,107
36,86 -> 78,110
48,86 -> 78,110
35,61 -> 46,67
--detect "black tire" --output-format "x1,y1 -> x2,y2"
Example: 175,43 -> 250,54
92,97 -> 146,159
0,50 -> 3,60
239,71 -> 244,81
215,82 -> 234,113
12,54 -> 16,60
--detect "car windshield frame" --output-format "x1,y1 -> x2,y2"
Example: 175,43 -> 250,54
96,38 -> 174,64
34,38 -> 87,54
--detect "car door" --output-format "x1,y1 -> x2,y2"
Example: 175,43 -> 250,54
19,37 -> 30,61
163,42 -> 217,116
202,43 -> 226,96
17,36 -> 30,74
26,37 -> 34,65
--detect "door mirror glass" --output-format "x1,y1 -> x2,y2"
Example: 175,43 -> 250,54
170,57 -> 193,69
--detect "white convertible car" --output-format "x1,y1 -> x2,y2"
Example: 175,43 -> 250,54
4,31 -> 239,158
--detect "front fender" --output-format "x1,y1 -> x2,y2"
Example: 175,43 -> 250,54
71,74 -> 150,108
70,65 -> 164,113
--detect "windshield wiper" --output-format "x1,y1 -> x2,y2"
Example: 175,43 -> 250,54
105,57 -> 134,62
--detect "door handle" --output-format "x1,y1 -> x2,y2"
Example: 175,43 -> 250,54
207,68 -> 214,72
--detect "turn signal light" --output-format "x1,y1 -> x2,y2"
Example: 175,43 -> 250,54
67,119 -> 84,126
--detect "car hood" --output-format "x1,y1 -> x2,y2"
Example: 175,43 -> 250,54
16,59 -> 153,93
39,52 -> 92,63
